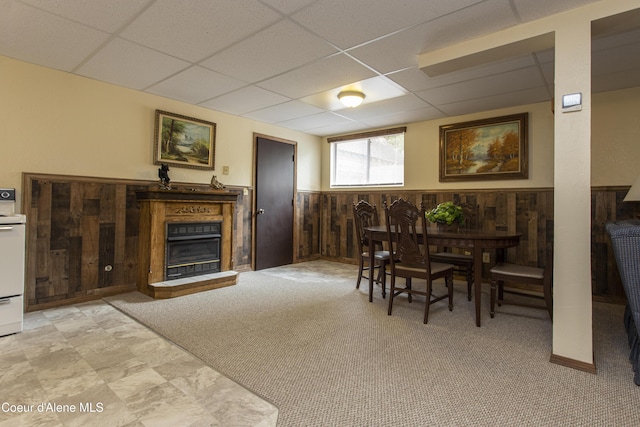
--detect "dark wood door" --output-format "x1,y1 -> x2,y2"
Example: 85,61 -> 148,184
255,136 -> 295,270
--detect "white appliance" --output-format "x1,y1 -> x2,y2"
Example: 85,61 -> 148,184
0,188 -> 15,216
0,188 -> 26,336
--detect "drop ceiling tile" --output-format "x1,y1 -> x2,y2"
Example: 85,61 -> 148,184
120,0 -> 281,62
420,55 -> 538,88
389,54 -> 538,94
593,40 -> 640,76
386,68 -> 437,93
539,61 -> 554,91
593,27 -> 640,51
276,111 -> 354,131
309,121 -> 372,137
201,20 -> 336,83
437,86 -> 549,116
413,0 -> 517,53
291,0 -> 483,49
349,0 -> 516,74
593,68 -> 640,93
257,54 -> 376,99
347,23 -> 432,74
200,86 -> 290,115
76,38 -> 190,90
533,48 -> 555,64
20,0 -> 151,32
512,0 -> 597,22
259,0 -> 318,16
0,0 -> 110,71
592,8 -> 640,39
337,95 -> 429,121
146,66 -> 246,104
416,66 -> 544,105
243,101 -> 325,123
360,106 -> 446,128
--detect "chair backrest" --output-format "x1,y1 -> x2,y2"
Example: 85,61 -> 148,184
384,198 -> 431,267
607,220 -> 640,323
353,200 -> 380,253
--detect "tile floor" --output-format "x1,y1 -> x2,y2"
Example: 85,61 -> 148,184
0,301 -> 278,427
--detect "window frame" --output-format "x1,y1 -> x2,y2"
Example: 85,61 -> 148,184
328,127 -> 406,188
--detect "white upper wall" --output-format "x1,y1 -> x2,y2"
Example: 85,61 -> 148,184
592,86 -> 640,186
321,86 -> 640,192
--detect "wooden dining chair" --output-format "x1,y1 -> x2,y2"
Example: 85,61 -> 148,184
384,198 -> 455,324
353,200 -> 391,301
489,252 -> 553,320
430,202 -> 478,301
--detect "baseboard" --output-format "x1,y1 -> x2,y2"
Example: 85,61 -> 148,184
549,353 -> 597,374
26,284 -> 137,312
234,264 -> 253,273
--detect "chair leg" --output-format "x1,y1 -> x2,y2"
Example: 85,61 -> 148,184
380,262 -> 387,299
388,274 -> 395,316
356,256 -> 365,289
447,274 -> 454,311
406,277 -> 412,303
490,277 -> 497,318
423,279 -> 432,324
368,265 -> 375,303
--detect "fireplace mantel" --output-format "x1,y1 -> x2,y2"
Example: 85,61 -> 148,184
136,189 -> 239,298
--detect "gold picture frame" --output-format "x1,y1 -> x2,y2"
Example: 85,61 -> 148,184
154,110 -> 216,170
439,113 -> 528,182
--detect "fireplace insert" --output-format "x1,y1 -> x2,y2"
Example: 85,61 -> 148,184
165,221 -> 221,280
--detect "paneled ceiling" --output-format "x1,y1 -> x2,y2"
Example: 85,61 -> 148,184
2,0 -> 640,137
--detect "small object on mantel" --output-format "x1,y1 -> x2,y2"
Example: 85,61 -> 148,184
158,163 -> 171,190
210,174 -> 225,190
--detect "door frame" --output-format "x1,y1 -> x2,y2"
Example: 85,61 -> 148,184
252,133 -> 298,270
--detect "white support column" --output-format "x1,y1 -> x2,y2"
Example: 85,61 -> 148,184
552,21 -> 594,368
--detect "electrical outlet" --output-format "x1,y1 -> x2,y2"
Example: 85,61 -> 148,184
222,166 -> 229,175
482,252 -> 490,263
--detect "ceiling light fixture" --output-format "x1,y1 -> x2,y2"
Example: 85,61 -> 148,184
338,90 -> 365,108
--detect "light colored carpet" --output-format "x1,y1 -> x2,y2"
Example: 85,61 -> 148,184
105,260 -> 639,426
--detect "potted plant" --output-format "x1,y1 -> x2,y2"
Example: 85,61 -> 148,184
425,201 -> 465,230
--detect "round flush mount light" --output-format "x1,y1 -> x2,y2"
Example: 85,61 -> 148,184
338,90 -> 365,108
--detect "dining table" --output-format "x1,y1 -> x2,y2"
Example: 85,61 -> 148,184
365,225 -> 521,327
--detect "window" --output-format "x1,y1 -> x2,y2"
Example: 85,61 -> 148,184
329,127 -> 405,187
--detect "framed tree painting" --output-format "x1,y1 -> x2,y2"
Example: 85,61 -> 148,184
439,113 -> 528,182
154,110 -> 216,170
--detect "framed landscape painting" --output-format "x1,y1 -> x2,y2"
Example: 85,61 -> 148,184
439,113 -> 528,182
154,110 -> 216,170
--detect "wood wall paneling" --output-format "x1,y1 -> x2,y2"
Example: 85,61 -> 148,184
23,172 -> 637,309
315,187 -> 637,304
296,192 -> 321,261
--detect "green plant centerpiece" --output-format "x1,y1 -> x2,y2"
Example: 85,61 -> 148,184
425,202 -> 465,229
